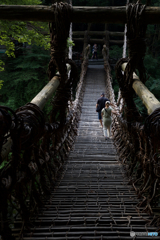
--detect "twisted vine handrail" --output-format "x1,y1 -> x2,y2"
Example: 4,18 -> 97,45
103,3 -> 160,229
0,3 -> 90,239
0,49 -> 89,240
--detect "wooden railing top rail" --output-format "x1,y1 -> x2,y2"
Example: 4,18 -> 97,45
0,5 -> 160,24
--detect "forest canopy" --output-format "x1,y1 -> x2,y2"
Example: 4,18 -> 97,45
0,0 -> 50,69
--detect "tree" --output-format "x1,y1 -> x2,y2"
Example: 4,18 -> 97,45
0,0 -> 50,72
0,45 -> 51,110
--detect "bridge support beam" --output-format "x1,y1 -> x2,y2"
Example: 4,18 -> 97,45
73,38 -> 123,45
31,76 -> 60,110
0,5 -> 160,24
122,63 -> 160,115
73,31 -> 124,37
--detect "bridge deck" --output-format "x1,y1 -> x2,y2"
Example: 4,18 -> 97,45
12,65 -> 159,239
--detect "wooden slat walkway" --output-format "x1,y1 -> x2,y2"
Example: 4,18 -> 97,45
12,65 -> 160,239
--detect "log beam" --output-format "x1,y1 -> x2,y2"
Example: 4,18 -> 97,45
31,76 -> 60,110
122,63 -> 160,115
73,38 -> 124,45
31,63 -> 71,109
73,31 -> 124,37
0,5 -> 160,24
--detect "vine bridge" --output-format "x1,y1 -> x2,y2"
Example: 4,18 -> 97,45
1,2 -> 160,240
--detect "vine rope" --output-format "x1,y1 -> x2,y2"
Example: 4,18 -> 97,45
113,2 -> 160,226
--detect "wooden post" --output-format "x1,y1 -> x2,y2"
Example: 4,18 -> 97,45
82,31 -> 89,58
121,63 -> 160,115
83,44 -> 90,62
103,24 -> 109,48
102,44 -> 109,63
82,23 -> 92,58
103,30 -> 110,48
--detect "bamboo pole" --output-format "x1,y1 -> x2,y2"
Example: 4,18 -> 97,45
121,63 -> 160,115
73,38 -> 123,44
0,5 -> 160,24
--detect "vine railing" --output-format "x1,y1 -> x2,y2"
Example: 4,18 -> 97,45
0,3 -> 90,239
103,2 -> 160,229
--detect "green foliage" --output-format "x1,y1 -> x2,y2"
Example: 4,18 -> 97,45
144,51 -> 160,101
0,45 -> 50,110
152,0 -> 160,6
0,80 -> 4,89
67,38 -> 75,48
109,45 -> 123,60
0,160 -> 8,169
110,46 -> 123,99
0,0 -> 50,71
0,60 -> 4,71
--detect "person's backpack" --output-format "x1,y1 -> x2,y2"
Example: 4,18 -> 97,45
96,104 -> 101,112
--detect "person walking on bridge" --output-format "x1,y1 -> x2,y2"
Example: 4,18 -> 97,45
91,43 -> 98,60
101,101 -> 118,140
96,93 -> 110,128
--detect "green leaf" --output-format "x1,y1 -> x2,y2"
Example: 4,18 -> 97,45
0,160 -> 8,170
